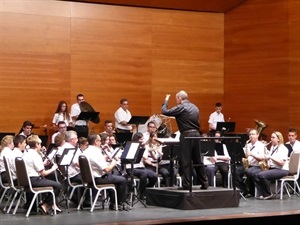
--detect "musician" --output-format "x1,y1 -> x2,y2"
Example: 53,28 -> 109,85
125,132 -> 157,199
51,121 -> 67,144
114,98 -> 132,133
161,91 -> 208,190
19,120 -> 34,138
23,134 -> 62,214
83,133 -> 128,210
7,135 -> 27,184
101,119 -> 116,136
144,132 -> 177,187
205,131 -> 231,188
235,128 -> 265,197
52,100 -> 73,127
0,135 -> 14,183
253,131 -> 289,200
286,128 -> 300,153
208,102 -> 224,136
142,121 -> 158,144
71,94 -> 88,138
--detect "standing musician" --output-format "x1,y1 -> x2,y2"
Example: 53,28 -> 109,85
83,133 -> 128,210
253,131 -> 289,200
208,102 -> 225,136
114,98 -> 132,133
71,94 -> 88,138
23,135 -> 62,214
161,90 -> 208,190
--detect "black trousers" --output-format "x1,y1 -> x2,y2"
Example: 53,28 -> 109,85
74,125 -> 88,138
179,130 -> 208,188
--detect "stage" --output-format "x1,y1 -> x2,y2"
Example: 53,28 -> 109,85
146,186 -> 240,210
1,190 -> 300,225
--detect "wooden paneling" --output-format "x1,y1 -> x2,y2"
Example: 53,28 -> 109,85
0,1 -> 223,135
224,0 -> 290,137
63,0 -> 246,13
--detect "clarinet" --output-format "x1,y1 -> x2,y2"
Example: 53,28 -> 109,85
39,149 -> 64,179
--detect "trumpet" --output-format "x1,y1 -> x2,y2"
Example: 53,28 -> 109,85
259,141 -> 271,170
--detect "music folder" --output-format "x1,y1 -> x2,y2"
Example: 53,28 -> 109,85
128,116 -> 149,125
200,142 -> 215,156
77,111 -> 99,121
216,122 -> 236,132
215,143 -> 224,155
121,141 -> 144,163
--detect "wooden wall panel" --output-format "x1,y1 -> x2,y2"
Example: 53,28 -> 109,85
224,0 -> 290,138
0,1 -> 224,136
288,0 -> 300,131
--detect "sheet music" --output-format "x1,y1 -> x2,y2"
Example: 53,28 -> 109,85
127,142 -> 140,159
47,149 -> 58,161
157,138 -> 180,144
60,149 -> 76,165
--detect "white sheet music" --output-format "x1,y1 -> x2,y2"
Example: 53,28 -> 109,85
60,149 -> 76,165
127,142 -> 140,159
47,149 -> 58,161
157,138 -> 180,144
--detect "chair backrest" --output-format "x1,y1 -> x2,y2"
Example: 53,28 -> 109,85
288,151 -> 300,176
3,156 -> 15,188
78,155 -> 94,187
15,157 -> 31,189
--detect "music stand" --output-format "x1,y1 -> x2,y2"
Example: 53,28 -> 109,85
121,141 -> 146,208
128,116 -> 149,132
115,132 -> 133,146
77,112 -> 100,122
57,147 -> 78,212
200,141 -> 215,157
216,122 -> 236,134
215,143 -> 224,156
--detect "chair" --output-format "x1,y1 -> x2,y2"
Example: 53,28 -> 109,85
0,169 -> 11,206
156,174 -> 182,188
275,151 -> 300,200
3,156 -> 23,214
77,155 -> 118,212
14,157 -> 57,217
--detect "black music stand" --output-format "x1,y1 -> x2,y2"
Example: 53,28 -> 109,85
77,112 -> 100,122
128,116 -> 149,132
200,141 -> 215,157
57,147 -> 78,212
216,122 -> 236,135
115,132 -> 133,146
121,141 -> 146,208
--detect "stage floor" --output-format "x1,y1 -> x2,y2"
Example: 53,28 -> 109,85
1,191 -> 300,225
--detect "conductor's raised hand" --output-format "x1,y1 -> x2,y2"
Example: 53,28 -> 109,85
165,94 -> 171,101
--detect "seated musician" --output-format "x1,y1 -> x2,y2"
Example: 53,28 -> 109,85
0,135 -> 15,183
253,131 -> 289,200
144,131 -> 177,187
235,128 -> 265,197
204,131 -> 231,187
83,133 -> 128,210
124,132 -> 157,200
23,134 -> 62,214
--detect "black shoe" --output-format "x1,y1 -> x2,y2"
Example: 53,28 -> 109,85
200,182 -> 209,190
178,186 -> 189,190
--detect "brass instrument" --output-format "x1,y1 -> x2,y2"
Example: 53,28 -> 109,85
79,101 -> 100,124
259,141 -> 271,170
242,139 -> 251,170
254,119 -> 268,138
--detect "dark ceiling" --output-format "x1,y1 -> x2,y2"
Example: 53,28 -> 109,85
61,0 -> 247,13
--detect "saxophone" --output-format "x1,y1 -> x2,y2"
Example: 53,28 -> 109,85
259,141 -> 271,170
242,139 -> 251,170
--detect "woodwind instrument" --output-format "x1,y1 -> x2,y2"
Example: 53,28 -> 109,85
39,148 -> 64,179
242,139 -> 251,170
259,141 -> 271,170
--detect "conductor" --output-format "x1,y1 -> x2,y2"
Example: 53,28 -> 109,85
161,90 -> 208,190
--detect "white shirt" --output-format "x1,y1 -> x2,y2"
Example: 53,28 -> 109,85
208,111 -> 224,130
268,144 -> 288,170
7,148 -> 23,180
245,140 -> 265,166
71,102 -> 87,126
52,113 -> 72,126
0,147 -> 12,173
23,149 -> 44,177
114,107 -> 132,130
82,145 -> 108,178
286,140 -> 300,153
